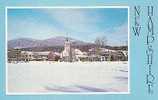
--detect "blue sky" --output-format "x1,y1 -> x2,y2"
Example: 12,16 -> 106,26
8,8 -> 128,46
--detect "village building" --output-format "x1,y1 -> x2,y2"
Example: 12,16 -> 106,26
60,38 -> 80,62
32,51 -> 50,61
60,38 -> 88,62
21,51 -> 34,62
88,48 -> 128,61
8,49 -> 33,63
74,49 -> 88,61
8,49 -> 21,63
48,51 -> 60,61
60,38 -> 74,62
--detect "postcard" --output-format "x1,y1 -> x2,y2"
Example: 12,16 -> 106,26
0,0 -> 158,100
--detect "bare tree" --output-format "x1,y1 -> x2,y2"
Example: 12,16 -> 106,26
95,36 -> 107,48
94,36 -> 107,56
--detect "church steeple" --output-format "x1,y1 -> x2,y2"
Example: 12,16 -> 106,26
63,33 -> 72,62
66,33 -> 69,41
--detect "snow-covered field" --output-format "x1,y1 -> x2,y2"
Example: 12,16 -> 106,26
7,61 -> 128,93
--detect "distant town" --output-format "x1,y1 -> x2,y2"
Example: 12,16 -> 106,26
7,36 -> 128,63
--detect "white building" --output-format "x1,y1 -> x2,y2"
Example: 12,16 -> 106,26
61,38 -> 74,62
60,38 -> 87,62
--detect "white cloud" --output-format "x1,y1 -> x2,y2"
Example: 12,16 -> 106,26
86,23 -> 128,46
43,9 -> 102,33
8,17 -> 66,40
114,23 -> 128,35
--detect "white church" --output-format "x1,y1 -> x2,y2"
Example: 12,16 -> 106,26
60,37 -> 87,62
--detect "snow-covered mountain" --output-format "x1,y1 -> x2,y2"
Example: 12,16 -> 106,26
8,36 -> 91,49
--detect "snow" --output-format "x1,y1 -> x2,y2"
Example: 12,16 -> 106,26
7,61 -> 128,93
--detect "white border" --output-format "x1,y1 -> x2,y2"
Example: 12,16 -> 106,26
5,6 -> 130,95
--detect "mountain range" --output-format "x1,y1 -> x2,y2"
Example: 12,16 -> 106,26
8,36 -> 92,49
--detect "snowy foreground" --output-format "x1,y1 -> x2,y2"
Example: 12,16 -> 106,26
7,61 -> 128,93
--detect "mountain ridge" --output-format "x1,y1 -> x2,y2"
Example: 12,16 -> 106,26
8,36 -> 92,49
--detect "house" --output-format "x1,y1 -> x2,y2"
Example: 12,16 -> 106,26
48,51 -> 60,61
8,49 -> 34,63
32,51 -> 50,61
88,48 -> 128,61
8,49 -> 21,63
21,51 -> 33,62
74,49 -> 88,61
